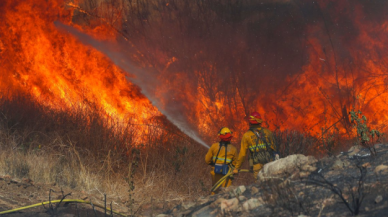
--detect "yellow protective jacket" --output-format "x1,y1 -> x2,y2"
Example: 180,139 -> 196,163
235,126 -> 276,169
205,142 -> 238,166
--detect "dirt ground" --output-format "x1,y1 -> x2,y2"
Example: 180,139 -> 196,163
0,177 -> 131,217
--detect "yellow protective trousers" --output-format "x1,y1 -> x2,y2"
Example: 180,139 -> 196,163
210,167 -> 232,195
252,163 -> 264,178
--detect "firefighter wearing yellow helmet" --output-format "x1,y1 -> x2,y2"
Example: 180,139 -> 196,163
205,127 -> 238,195
233,112 -> 279,178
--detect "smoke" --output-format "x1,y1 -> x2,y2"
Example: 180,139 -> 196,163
59,0 -> 388,139
54,21 -> 210,149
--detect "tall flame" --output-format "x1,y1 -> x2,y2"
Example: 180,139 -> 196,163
0,1 -> 157,127
1,0 -> 388,148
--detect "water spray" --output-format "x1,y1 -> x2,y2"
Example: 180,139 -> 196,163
54,21 -> 210,149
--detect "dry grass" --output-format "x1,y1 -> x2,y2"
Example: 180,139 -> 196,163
0,132 -> 210,203
0,93 -> 211,205
273,130 -> 316,157
0,142 -> 103,191
273,129 -> 348,157
0,93 -> 329,210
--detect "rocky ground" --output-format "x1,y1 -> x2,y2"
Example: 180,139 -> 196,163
156,144 -> 388,217
1,144 -> 388,217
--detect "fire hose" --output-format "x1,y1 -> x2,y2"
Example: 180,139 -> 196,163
1,169 -> 252,215
211,165 -> 250,193
0,199 -> 127,216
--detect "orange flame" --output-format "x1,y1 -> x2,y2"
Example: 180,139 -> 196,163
0,1 -> 158,128
1,0 -> 388,147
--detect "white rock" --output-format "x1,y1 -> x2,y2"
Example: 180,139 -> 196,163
331,159 -> 349,170
374,165 -> 388,175
251,186 -> 259,194
230,185 -> 246,196
243,198 -> 263,211
235,185 -> 246,195
182,201 -> 196,210
212,198 -> 226,206
238,195 -> 246,201
348,145 -> 361,155
258,154 -> 317,181
375,195 -> 383,204
220,198 -> 239,213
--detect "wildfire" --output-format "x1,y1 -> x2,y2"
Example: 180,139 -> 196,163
0,1 -> 158,127
271,2 -> 388,136
1,0 -> 388,147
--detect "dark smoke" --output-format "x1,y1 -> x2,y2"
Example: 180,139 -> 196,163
70,0 -> 388,139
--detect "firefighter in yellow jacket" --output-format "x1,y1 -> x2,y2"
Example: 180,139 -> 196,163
205,127 -> 238,195
233,111 -> 279,178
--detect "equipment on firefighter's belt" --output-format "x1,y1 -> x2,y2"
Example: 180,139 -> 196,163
214,164 -> 229,175
248,128 -> 274,165
213,142 -> 230,175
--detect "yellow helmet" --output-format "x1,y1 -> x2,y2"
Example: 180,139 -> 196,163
218,127 -> 233,141
218,127 -> 232,135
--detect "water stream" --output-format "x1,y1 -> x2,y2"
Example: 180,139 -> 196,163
54,21 -> 210,149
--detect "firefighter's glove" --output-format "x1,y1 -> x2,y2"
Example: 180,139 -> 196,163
233,169 -> 239,174
275,154 -> 280,161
